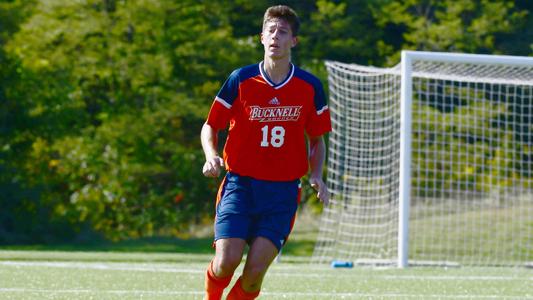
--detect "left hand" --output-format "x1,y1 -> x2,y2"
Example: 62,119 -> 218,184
309,176 -> 330,206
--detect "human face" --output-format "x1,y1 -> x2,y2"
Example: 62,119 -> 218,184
261,18 -> 298,60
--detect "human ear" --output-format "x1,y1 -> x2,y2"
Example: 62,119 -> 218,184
291,36 -> 298,48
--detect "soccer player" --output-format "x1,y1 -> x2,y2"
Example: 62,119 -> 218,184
201,5 -> 331,300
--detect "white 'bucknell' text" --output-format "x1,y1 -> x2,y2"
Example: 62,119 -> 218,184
249,105 -> 302,122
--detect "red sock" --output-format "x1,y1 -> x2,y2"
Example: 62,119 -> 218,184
226,277 -> 260,300
205,260 -> 233,300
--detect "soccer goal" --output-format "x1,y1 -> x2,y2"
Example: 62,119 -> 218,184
312,51 -> 533,268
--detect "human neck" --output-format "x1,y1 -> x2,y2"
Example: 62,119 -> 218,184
262,57 -> 291,85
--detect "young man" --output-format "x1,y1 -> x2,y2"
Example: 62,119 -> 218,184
201,5 -> 331,300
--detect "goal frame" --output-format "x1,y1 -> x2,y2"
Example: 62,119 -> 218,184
398,50 -> 533,268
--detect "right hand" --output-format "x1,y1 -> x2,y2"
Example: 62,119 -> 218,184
202,156 -> 224,178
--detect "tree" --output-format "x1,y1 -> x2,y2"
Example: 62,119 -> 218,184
3,0 -> 257,240
372,0 -> 529,65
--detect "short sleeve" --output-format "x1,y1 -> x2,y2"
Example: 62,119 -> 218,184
305,80 -> 332,137
206,70 -> 240,130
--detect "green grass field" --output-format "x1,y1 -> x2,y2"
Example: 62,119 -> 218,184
1,211 -> 532,299
0,250 -> 532,299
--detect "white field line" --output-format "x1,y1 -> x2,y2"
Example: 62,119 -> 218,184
1,288 -> 203,295
0,288 -> 532,299
1,261 -> 532,282
0,261 -> 203,274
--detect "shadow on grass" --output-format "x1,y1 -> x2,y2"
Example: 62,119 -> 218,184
0,237 -> 315,257
0,237 -> 215,254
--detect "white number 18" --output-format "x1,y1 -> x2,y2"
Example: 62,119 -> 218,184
260,125 -> 285,148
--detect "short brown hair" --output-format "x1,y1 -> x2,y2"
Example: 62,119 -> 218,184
263,5 -> 300,36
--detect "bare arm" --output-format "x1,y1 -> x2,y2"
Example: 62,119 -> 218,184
308,135 -> 329,205
200,123 -> 224,177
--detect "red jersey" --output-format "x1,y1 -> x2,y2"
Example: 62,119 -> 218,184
206,61 -> 331,181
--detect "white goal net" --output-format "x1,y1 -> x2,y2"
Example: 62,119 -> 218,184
312,51 -> 533,267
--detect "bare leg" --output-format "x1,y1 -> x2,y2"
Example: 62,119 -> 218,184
204,238 -> 247,300
212,238 -> 247,277
240,237 -> 279,292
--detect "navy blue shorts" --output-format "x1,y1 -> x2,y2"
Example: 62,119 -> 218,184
214,172 -> 301,251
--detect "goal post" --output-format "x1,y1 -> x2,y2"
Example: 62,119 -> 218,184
312,50 -> 533,268
398,50 -> 413,268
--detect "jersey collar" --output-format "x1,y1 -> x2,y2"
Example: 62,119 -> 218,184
259,61 -> 294,90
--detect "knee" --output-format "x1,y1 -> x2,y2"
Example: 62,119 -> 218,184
213,256 -> 241,277
242,263 -> 268,284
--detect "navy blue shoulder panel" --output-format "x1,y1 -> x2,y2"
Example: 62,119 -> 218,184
237,63 -> 261,81
293,66 -> 327,111
216,63 -> 260,107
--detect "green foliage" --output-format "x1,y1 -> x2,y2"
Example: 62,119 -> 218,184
1,0 -> 256,241
300,0 -> 384,66
44,99 -> 210,240
412,84 -> 533,198
372,0 -> 529,64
